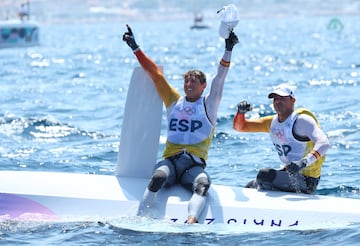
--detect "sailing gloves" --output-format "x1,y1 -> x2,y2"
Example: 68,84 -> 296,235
225,31 -> 239,51
123,24 -> 139,51
237,100 -> 252,114
123,24 -> 238,52
287,159 -> 307,175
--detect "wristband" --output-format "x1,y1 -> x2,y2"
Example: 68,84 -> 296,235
305,150 -> 320,165
310,150 -> 321,159
220,59 -> 230,67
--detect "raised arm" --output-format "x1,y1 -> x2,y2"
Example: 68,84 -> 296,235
205,32 -> 238,124
122,24 -> 180,107
233,101 -> 272,132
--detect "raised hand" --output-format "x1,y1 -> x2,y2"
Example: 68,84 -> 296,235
225,31 -> 239,51
122,24 -> 139,51
237,100 -> 252,114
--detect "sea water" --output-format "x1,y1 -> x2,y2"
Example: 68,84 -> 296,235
0,1 -> 359,245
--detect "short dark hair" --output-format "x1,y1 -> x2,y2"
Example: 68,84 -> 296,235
183,70 -> 206,84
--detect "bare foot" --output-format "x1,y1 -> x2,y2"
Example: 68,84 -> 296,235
187,216 -> 197,224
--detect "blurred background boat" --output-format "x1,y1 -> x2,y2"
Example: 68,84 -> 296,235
190,11 -> 209,30
0,20 -> 39,48
0,0 -> 39,48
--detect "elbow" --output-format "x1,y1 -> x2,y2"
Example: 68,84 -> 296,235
316,138 -> 331,155
235,126 -> 246,132
233,122 -> 245,132
233,123 -> 239,131
322,135 -> 331,152
324,140 -> 331,152
233,113 -> 245,132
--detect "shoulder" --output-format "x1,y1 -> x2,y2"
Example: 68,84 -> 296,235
264,115 -> 275,123
295,108 -> 317,120
294,109 -> 322,131
295,108 -> 319,124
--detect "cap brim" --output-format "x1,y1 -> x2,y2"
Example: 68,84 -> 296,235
268,91 -> 293,98
268,93 -> 276,98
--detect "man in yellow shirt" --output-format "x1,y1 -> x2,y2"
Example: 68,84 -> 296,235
233,84 -> 330,194
123,24 -> 238,223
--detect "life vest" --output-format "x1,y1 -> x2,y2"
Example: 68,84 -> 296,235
163,96 -> 214,160
270,108 -> 325,178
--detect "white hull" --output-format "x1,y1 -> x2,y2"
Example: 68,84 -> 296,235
1,170 -> 359,231
1,67 -> 359,232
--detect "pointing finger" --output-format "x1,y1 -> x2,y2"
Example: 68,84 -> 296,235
126,24 -> 133,36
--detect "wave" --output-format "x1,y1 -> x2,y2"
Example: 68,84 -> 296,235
0,116 -> 107,141
1,218 -> 359,245
0,116 -> 118,174
317,185 -> 360,196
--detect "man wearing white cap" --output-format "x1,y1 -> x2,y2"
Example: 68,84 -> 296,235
233,84 -> 330,194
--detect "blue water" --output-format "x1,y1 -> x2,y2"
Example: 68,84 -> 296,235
1,1 -> 360,245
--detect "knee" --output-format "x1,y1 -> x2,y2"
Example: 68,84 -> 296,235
256,168 -> 276,184
194,177 -> 210,196
148,169 -> 167,192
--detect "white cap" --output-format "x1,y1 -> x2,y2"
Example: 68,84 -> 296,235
218,4 -> 240,39
268,84 -> 296,98
219,21 -> 239,39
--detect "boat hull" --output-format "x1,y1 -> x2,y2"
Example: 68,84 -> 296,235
1,170 -> 359,231
0,20 -> 39,48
